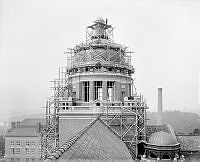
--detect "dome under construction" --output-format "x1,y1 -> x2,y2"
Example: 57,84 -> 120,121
42,18 -> 148,161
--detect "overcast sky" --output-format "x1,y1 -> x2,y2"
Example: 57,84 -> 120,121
0,0 -> 200,121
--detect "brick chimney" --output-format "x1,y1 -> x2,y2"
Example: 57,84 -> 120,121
157,88 -> 163,125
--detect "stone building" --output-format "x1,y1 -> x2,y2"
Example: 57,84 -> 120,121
42,17 -> 147,161
40,18 -> 198,161
4,119 -> 45,162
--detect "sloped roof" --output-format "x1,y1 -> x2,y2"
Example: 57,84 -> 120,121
45,118 -> 133,162
177,135 -> 200,151
5,127 -> 40,137
59,118 -> 94,146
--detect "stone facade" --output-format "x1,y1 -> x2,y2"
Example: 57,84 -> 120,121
4,120 -> 44,162
58,18 -> 135,145
5,137 -> 42,162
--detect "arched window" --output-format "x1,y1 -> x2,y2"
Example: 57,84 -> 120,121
162,154 -> 171,160
149,152 -> 157,159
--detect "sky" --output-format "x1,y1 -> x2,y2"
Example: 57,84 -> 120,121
0,0 -> 200,121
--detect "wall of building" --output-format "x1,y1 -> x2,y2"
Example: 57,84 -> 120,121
71,73 -> 132,104
5,137 -> 42,162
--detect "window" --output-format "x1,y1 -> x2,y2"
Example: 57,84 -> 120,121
10,141 -> 14,146
16,158 -> 20,162
94,81 -> 102,100
60,102 -> 69,110
107,81 -> 114,101
128,83 -> 131,97
31,141 -> 35,146
31,148 -> 35,154
122,91 -> 125,101
10,148 -> 15,154
39,141 -> 41,147
32,158 -> 35,162
26,148 -> 30,154
72,92 -> 76,98
83,81 -> 89,102
16,148 -> 20,154
39,141 -> 42,155
39,147 -> 42,155
26,158 -> 30,162
11,158 -> 14,162
26,141 -> 30,146
16,140 -> 20,146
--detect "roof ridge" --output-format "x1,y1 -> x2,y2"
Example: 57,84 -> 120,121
45,117 -> 99,161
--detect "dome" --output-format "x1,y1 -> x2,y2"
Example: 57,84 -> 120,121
148,131 -> 178,146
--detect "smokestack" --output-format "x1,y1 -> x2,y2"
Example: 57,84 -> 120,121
158,88 -> 163,114
157,88 -> 163,125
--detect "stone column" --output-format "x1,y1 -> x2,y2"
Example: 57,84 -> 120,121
111,86 -> 114,102
127,83 -> 131,97
89,81 -> 94,102
82,82 -> 85,101
102,81 -> 107,101
125,83 -> 128,97
76,82 -> 82,100
118,83 -> 122,101
115,82 -> 120,101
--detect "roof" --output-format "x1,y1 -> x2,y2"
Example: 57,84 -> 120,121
5,118 -> 44,137
148,131 -> 178,146
5,127 -> 40,137
177,135 -> 200,152
146,125 -> 171,140
59,118 -> 94,146
45,118 -> 133,162
21,118 -> 45,126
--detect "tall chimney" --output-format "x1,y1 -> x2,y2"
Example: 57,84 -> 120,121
157,88 -> 163,125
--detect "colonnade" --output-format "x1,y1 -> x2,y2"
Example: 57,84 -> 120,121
75,81 -> 131,103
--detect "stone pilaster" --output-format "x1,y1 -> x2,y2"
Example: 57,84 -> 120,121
76,82 -> 82,100
82,82 -> 85,101
127,83 -> 131,97
89,81 -> 94,102
102,81 -> 107,101
115,82 -> 121,101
